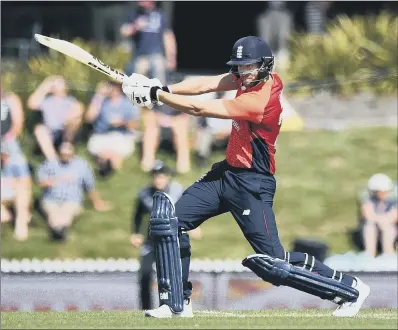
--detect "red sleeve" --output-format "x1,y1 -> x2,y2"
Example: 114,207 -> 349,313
222,87 -> 271,124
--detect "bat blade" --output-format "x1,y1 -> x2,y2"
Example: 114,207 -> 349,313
34,34 -> 127,83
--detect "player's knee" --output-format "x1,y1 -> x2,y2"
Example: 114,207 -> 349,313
268,247 -> 284,260
245,232 -> 285,260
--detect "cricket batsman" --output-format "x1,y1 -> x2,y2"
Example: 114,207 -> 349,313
122,36 -> 370,318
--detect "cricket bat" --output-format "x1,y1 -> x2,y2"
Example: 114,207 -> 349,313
34,34 -> 127,83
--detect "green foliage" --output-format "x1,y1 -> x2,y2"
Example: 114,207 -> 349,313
287,12 -> 398,97
26,38 -> 130,104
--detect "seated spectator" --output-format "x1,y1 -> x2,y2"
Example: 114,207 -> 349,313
194,116 -> 231,168
36,142 -> 111,241
130,160 -> 202,310
27,76 -> 84,160
1,141 -> 32,241
358,173 -> 398,257
85,81 -> 140,177
1,87 -> 24,154
140,73 -> 191,174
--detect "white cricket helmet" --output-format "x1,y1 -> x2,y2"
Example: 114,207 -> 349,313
367,173 -> 393,192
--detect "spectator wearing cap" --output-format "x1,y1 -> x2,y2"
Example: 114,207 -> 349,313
85,81 -> 141,177
1,141 -> 32,241
36,142 -> 111,241
129,160 -> 202,310
358,173 -> 398,257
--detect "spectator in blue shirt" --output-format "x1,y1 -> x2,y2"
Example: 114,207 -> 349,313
120,1 -> 177,82
1,141 -> 32,241
36,142 -> 111,241
85,81 -> 141,177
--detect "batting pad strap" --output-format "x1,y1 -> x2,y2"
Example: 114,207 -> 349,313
150,86 -> 172,102
162,86 -> 172,94
150,86 -> 162,102
150,217 -> 178,237
242,254 -> 359,304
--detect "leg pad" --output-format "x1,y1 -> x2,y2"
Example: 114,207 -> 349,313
150,192 -> 184,313
242,254 -> 359,304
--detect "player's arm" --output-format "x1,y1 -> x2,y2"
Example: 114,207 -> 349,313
157,86 -> 270,123
167,73 -> 238,95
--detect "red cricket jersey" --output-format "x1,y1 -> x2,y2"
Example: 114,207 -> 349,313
222,73 -> 284,175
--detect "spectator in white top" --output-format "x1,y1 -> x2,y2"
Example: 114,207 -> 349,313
27,76 -> 84,160
85,80 -> 141,177
256,1 -> 292,70
358,173 -> 398,257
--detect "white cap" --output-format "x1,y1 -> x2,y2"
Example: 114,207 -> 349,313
367,173 -> 393,192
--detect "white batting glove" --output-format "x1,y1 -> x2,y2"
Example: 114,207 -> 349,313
122,73 -> 150,107
123,73 -> 150,88
122,74 -> 164,108
129,85 -> 153,108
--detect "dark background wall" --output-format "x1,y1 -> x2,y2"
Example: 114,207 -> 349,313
1,1 -> 397,73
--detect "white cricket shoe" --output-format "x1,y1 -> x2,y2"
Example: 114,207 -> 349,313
145,299 -> 194,318
332,277 -> 370,317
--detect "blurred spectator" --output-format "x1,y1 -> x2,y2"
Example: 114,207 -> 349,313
256,1 -> 292,70
85,81 -> 140,177
1,141 -> 32,241
140,73 -> 190,174
120,1 -> 177,81
27,76 -> 84,160
357,173 -> 398,257
305,1 -> 332,35
130,160 -> 202,310
1,87 -> 24,148
194,116 -> 231,169
36,142 -> 111,241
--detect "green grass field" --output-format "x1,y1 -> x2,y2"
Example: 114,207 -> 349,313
1,127 -> 397,259
2,309 -> 397,329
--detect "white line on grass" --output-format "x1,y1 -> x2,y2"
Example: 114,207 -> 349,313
196,311 -> 397,320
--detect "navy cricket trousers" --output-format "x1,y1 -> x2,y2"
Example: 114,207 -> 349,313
175,160 -> 354,300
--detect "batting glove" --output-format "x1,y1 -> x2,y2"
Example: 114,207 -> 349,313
122,74 -> 168,108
